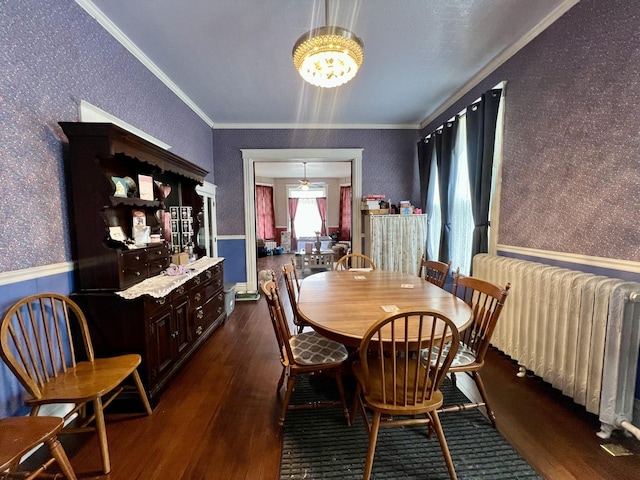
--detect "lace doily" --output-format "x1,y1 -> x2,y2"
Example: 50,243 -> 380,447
116,256 -> 224,300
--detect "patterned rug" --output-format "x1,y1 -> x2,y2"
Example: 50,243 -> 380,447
280,376 -> 541,480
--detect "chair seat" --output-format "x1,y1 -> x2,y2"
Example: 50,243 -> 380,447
289,331 -> 348,366
0,416 -> 64,469
421,342 -> 477,369
24,354 -> 142,405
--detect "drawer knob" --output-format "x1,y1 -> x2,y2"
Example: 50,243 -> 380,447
177,286 -> 185,294
134,255 -> 140,261
196,326 -> 203,335
156,297 -> 166,305
196,309 -> 204,319
206,270 -> 212,279
194,293 -> 202,302
194,276 -> 201,285
135,271 -> 141,276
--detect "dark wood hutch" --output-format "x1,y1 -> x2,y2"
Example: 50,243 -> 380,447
60,122 -> 225,406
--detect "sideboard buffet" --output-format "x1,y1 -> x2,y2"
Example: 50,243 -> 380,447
60,122 -> 225,406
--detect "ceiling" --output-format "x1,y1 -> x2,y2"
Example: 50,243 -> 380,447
82,0 -> 576,129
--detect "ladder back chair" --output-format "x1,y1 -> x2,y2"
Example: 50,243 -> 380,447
0,416 -> 78,480
334,253 -> 376,271
0,293 -> 153,475
261,274 -> 350,427
417,254 -> 451,289
281,259 -> 307,334
435,269 -> 510,427
352,309 -> 461,480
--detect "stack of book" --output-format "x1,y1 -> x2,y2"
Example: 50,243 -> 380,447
361,194 -> 386,210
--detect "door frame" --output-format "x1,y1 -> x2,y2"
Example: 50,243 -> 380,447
242,148 -> 363,292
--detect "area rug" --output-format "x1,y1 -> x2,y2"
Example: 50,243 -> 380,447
280,376 -> 541,480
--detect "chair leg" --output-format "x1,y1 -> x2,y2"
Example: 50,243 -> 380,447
93,397 -> 111,474
277,367 -> 286,393
333,371 -> 351,426
279,374 -> 297,427
45,436 -> 78,480
362,411 -> 381,480
472,371 -> 496,428
350,383 -> 362,425
132,369 -> 153,416
428,410 -> 457,480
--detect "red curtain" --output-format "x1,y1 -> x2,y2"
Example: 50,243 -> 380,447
339,186 -> 351,241
288,197 -> 299,250
256,185 -> 276,240
316,197 -> 327,235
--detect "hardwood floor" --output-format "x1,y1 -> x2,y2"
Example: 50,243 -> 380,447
24,253 -> 640,479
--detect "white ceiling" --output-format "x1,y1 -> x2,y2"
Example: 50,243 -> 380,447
82,0 -> 577,129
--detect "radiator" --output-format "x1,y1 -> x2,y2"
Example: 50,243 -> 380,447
264,241 -> 277,251
472,253 -> 640,438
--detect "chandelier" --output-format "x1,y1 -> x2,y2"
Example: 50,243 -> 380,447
292,0 -> 364,88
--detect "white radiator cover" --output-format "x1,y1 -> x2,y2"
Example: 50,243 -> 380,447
473,253 -> 640,438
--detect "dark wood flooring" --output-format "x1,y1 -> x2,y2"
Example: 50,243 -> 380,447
23,253 -> 640,479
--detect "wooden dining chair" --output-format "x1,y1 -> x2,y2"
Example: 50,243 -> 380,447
352,309 -> 461,480
417,254 -> 451,289
436,269 -> 510,427
334,253 -> 376,271
0,416 -> 78,480
261,274 -> 350,427
281,259 -> 307,334
0,293 -> 153,475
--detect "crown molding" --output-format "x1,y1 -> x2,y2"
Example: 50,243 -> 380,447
75,0 -> 215,127
419,0 -> 581,129
213,123 -> 419,130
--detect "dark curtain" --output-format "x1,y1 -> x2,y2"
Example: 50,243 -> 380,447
417,136 -> 434,213
316,197 -> 327,235
339,185 -> 351,241
466,89 -> 502,260
435,120 -> 458,263
288,197 -> 299,251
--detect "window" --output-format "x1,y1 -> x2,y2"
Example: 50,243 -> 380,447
288,187 -> 326,237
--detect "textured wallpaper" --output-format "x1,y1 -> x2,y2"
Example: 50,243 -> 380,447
422,0 -> 640,262
0,0 -> 214,271
212,128 -> 420,236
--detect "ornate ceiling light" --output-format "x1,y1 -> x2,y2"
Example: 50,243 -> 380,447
292,0 -> 364,88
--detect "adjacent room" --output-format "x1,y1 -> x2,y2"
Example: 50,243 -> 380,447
1,1 -> 639,479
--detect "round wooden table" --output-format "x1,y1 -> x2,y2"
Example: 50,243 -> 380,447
297,270 -> 473,347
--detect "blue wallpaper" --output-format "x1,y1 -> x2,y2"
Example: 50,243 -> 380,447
0,0 -> 214,272
213,128 -> 420,235
422,0 -> 640,263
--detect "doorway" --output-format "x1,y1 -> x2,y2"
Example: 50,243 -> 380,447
242,149 -> 363,292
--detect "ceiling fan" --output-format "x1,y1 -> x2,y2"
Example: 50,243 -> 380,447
296,162 -> 324,190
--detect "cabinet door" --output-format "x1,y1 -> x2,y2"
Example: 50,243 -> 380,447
173,296 -> 191,358
149,308 -> 174,382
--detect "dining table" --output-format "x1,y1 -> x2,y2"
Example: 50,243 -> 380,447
297,269 -> 473,348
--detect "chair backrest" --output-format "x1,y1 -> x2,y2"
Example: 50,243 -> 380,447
417,254 -> 451,289
358,310 -> 460,408
281,262 -> 303,327
260,276 -> 294,363
452,270 -> 510,363
0,293 -> 94,401
335,253 -> 376,271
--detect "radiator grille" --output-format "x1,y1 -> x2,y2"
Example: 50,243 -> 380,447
472,254 -> 640,435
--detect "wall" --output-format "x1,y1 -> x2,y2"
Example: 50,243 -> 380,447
422,0 -> 640,267
0,0 -> 214,417
213,128 -> 420,281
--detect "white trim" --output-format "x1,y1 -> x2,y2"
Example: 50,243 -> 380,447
0,262 -> 74,287
242,149 -> 363,292
419,0 -> 580,129
79,100 -> 171,150
196,181 -> 218,258
217,235 -> 246,241
214,123 -> 418,130
497,245 -> 640,274
74,0 -> 215,127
